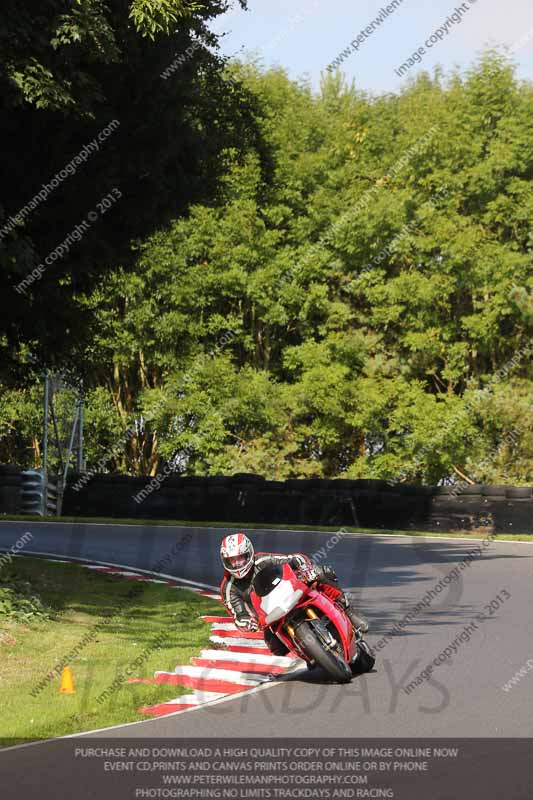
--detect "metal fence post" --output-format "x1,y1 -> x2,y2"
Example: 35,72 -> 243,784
42,370 -> 50,516
77,394 -> 84,472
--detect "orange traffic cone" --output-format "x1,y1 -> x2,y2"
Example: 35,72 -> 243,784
60,667 -> 75,694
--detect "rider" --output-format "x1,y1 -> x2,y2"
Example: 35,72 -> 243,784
219,532 -> 368,657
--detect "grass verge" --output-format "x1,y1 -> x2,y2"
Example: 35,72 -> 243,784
0,557 -> 221,746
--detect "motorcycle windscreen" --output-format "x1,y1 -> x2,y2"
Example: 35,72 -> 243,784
253,564 -> 303,625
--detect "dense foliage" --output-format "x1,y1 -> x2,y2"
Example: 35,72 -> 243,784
0,568 -> 55,624
0,0 -> 254,372
1,33 -> 532,484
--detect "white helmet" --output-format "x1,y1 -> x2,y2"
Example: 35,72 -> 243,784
220,532 -> 254,579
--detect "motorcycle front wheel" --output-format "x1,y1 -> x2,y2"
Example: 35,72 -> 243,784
350,639 -> 376,675
293,620 -> 352,683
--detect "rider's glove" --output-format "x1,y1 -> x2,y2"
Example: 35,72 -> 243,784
321,565 -> 338,582
236,617 -> 259,632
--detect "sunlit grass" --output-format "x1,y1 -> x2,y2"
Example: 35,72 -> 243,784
0,558 -> 221,745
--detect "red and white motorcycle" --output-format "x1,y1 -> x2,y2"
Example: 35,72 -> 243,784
250,562 -> 375,683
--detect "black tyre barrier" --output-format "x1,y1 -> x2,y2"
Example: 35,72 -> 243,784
482,485 -> 508,497
230,473 -> 266,484
2,464 -> 532,534
0,465 -> 23,514
459,484 -> 485,496
352,479 -> 389,492
505,487 -> 532,499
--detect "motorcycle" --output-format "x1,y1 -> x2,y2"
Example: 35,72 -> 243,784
249,562 -> 375,683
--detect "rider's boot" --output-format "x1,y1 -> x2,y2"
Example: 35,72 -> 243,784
337,593 -> 369,633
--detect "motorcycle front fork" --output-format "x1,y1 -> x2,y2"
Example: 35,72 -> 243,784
285,607 -> 338,660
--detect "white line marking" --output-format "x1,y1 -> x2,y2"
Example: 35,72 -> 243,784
198,650 -> 296,667
207,622 -> 240,632
0,550 -> 218,590
189,589 -> 221,599
2,520 -> 533,544
146,690 -> 227,706
169,666 -> 265,684
91,569 -> 147,577
185,690 -> 227,703
209,634 -> 269,648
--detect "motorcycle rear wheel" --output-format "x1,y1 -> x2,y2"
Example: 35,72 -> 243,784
294,620 -> 352,683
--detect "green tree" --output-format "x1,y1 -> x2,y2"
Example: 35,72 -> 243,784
3,53 -> 532,485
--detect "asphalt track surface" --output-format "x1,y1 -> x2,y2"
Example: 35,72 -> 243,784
1,520 -> 532,739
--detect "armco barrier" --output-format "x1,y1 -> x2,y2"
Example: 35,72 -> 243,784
20,470 -> 59,515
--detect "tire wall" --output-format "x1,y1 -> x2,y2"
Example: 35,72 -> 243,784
0,465 -> 23,514
61,473 -> 532,534
2,465 -> 531,534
